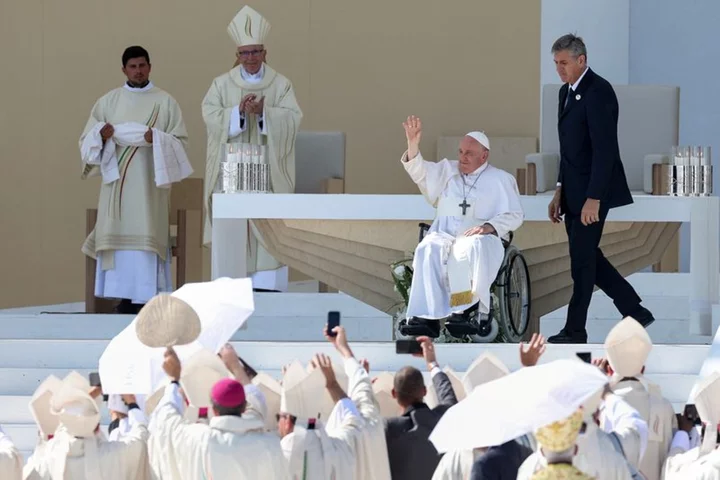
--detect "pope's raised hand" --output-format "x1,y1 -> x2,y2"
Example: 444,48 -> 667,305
403,115 -> 422,159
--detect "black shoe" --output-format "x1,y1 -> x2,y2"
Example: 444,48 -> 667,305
398,317 -> 441,338
547,329 -> 588,344
629,306 -> 655,328
113,299 -> 135,314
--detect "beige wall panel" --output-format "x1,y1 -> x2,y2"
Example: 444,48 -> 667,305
0,0 -> 540,307
307,0 -> 541,194
0,1 -> 46,306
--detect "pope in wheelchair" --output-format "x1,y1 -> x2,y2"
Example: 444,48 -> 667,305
398,116 -> 525,339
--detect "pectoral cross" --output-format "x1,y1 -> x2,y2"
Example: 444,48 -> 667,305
459,199 -> 471,216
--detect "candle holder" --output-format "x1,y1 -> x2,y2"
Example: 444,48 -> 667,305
667,145 -> 713,196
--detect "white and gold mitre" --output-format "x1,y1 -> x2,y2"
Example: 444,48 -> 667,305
228,6 -> 271,47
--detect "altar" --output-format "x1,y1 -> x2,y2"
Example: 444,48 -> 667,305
211,193 -> 720,336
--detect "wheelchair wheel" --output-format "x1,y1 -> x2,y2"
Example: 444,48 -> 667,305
469,318 -> 499,343
497,247 -> 531,342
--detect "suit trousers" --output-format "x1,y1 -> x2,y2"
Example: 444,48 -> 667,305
564,208 -> 642,334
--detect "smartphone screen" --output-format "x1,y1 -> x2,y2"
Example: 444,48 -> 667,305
327,311 -> 341,337
396,339 -> 423,355
88,372 -> 101,387
237,355 -> 258,379
576,352 -> 592,364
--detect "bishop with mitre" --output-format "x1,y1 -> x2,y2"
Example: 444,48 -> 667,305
398,116 -> 524,338
202,5 -> 303,292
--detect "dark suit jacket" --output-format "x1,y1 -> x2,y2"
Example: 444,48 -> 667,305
557,68 -> 633,215
469,437 -> 534,480
384,371 -> 459,480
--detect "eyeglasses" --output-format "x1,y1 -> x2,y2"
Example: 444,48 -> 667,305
237,49 -> 265,58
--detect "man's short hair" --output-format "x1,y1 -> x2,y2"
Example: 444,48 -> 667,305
122,46 -> 150,67
551,34 -> 587,60
393,366 -> 426,405
211,400 -> 245,417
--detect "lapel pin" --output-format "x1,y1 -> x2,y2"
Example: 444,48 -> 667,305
575,94 -> 581,101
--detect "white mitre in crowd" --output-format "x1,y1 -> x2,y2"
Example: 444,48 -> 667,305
664,372 -> 720,479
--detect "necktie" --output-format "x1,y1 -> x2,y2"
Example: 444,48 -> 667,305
564,87 -> 572,109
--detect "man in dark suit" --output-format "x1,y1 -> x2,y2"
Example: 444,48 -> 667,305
546,34 -> 655,344
385,336 -> 458,480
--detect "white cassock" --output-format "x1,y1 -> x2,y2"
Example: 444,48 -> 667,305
80,81 -> 189,304
401,152 -> 524,319
0,427 -> 21,480
343,357 -> 393,480
609,379 -> 676,480
517,396 -> 648,480
148,382 -> 290,479
281,398 -> 362,480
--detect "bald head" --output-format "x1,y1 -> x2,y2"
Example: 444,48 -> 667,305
392,366 -> 426,407
458,135 -> 489,174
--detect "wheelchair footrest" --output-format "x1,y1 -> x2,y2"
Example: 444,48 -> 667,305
445,321 -> 480,337
398,318 -> 441,338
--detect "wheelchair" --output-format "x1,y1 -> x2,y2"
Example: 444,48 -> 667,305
397,223 -> 531,343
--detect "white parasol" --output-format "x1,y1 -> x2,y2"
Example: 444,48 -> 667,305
429,358 -> 609,453
98,277 -> 254,395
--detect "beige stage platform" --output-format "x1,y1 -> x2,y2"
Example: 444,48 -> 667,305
212,194 -> 720,336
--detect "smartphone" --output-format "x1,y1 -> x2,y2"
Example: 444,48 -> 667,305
576,352 -> 592,364
237,355 -> 258,379
396,339 -> 423,355
327,311 -> 341,337
89,372 -> 101,387
88,372 -> 108,401
684,404 -> 702,425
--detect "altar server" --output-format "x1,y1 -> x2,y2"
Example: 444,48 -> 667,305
80,45 -> 189,314
399,115 -> 524,337
202,5 -> 302,292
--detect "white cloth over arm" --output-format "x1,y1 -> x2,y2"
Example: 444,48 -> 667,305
80,123 -> 120,184
151,128 -> 193,188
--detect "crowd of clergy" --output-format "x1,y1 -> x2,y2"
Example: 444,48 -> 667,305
0,299 -> 719,479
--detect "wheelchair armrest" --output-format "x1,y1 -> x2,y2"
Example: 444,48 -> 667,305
418,223 -> 431,242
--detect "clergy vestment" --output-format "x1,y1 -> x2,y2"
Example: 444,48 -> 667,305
148,382 -> 290,479
0,427 -> 21,480
608,379 -> 676,480
23,422 -> 150,480
281,399 -> 362,480
202,63 -> 302,291
80,82 -> 188,304
401,151 -> 524,319
432,449 -> 478,480
517,421 -> 634,480
342,357 -> 393,480
664,444 -> 720,479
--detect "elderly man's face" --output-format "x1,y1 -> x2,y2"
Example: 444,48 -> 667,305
236,44 -> 266,74
554,49 -> 586,85
458,136 -> 489,174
